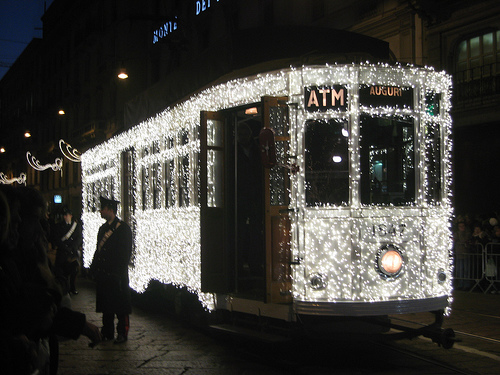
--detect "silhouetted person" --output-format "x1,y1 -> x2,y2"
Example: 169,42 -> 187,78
54,207 -> 82,295
91,196 -> 132,344
0,185 -> 101,375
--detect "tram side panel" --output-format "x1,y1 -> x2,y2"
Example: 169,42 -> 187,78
301,216 -> 353,301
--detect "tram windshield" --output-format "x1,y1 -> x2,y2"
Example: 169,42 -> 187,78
360,115 -> 415,206
305,119 -> 349,206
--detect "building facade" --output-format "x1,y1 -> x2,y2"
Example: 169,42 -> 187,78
0,0 -> 499,218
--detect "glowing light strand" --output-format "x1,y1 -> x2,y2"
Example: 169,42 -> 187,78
26,152 -> 63,173
59,139 -> 82,162
81,63 -> 453,313
0,172 -> 26,185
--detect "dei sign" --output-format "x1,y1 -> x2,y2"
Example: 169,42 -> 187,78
195,0 -> 222,15
305,86 -> 347,112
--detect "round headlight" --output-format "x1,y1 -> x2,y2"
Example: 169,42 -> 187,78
376,245 -> 404,278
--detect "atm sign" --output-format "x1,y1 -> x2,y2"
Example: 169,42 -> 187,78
305,85 -> 347,112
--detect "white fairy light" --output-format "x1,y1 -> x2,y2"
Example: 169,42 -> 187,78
0,172 -> 26,185
82,63 -> 453,313
59,139 -> 82,162
26,151 -> 63,173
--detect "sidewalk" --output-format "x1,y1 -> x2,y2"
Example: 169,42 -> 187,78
57,278 -> 280,375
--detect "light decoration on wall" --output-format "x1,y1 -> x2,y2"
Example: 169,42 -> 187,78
81,63 -> 453,314
0,172 -> 26,185
59,139 -> 82,162
26,151 -> 63,174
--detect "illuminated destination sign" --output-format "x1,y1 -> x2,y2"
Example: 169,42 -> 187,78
359,85 -> 413,109
153,18 -> 178,44
304,85 -> 347,112
195,0 -> 222,15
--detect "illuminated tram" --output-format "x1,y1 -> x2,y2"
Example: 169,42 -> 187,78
81,49 -> 454,346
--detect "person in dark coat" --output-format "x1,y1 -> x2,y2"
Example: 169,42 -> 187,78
0,185 -> 101,375
54,206 -> 82,295
91,196 -> 132,344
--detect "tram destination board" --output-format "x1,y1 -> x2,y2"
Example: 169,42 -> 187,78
359,85 -> 414,108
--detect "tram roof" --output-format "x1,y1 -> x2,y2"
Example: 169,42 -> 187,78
124,26 -> 390,131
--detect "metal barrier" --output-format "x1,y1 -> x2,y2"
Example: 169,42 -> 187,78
484,243 -> 500,294
453,242 -> 500,293
453,243 -> 485,292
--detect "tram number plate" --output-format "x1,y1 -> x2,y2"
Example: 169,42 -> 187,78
371,223 -> 407,238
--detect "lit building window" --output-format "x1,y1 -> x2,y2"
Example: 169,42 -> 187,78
456,30 -> 500,81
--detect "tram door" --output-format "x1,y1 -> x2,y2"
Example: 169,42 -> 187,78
200,98 -> 292,304
200,111 -> 233,293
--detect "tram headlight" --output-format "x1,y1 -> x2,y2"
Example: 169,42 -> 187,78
376,244 -> 404,279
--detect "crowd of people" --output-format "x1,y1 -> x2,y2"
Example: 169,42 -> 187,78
452,213 -> 500,290
0,185 -> 101,375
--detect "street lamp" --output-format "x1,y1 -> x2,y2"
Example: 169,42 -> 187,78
118,68 -> 129,80
24,130 -> 31,138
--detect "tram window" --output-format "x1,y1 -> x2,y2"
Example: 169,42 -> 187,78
360,115 -> 415,206
165,159 -> 176,208
425,124 -> 441,204
91,182 -> 97,212
305,119 -> 349,207
152,140 -> 160,154
152,162 -> 160,209
179,155 -> 189,207
165,136 -> 174,149
181,131 -> 189,145
141,166 -> 150,210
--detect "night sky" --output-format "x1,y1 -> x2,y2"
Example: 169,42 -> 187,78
0,0 -> 53,80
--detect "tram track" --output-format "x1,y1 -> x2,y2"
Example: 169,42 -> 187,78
391,315 -> 500,346
372,340 -> 480,375
385,315 -> 500,374
215,328 -> 487,374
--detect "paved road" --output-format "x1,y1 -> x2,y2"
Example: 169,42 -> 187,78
58,278 -> 282,375
57,278 -> 500,374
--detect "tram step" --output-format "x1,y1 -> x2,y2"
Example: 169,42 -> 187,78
209,324 -> 290,343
